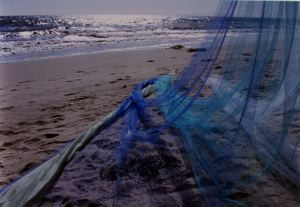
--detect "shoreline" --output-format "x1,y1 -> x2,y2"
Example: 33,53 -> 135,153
0,41 -> 203,64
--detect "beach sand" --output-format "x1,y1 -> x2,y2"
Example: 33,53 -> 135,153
0,47 -> 193,187
0,46 -> 299,206
38,110 -> 204,206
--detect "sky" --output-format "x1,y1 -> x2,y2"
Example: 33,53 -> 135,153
0,0 -> 220,16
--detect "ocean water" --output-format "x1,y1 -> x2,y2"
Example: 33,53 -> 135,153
0,15 -> 258,63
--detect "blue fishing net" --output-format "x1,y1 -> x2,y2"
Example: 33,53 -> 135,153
115,0 -> 300,206
0,1 -> 299,206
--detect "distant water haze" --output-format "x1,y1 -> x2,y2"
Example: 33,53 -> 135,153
0,15 -> 216,63
0,0 -> 219,16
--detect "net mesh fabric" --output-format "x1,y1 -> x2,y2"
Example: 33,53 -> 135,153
115,1 -> 300,205
1,1 -> 299,206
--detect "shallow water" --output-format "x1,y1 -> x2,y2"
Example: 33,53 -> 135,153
0,15 -> 260,63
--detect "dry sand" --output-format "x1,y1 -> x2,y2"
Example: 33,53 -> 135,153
0,47 -> 193,187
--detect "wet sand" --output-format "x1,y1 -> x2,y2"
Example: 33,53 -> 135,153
0,47 -> 193,187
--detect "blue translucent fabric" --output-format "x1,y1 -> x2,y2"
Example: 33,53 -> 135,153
116,1 -> 300,205
1,1 -> 299,206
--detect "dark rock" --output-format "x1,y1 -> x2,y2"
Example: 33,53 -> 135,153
170,45 -> 185,50
187,48 -> 198,53
187,47 -> 207,53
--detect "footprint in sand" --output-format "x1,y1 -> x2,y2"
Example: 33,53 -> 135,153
52,117 -> 64,123
156,67 -> 169,72
18,80 -> 34,84
51,113 -> 64,123
109,79 -> 121,84
44,133 -> 59,138
110,76 -> 132,84
0,129 -> 16,136
64,91 -> 81,96
74,70 -> 85,75
17,122 -> 30,126
2,141 -> 15,147
36,128 -> 51,132
34,120 -> 49,126
24,137 -> 41,143
0,106 -> 15,111
55,124 -> 66,128
50,114 -> 63,119
67,95 -> 96,102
